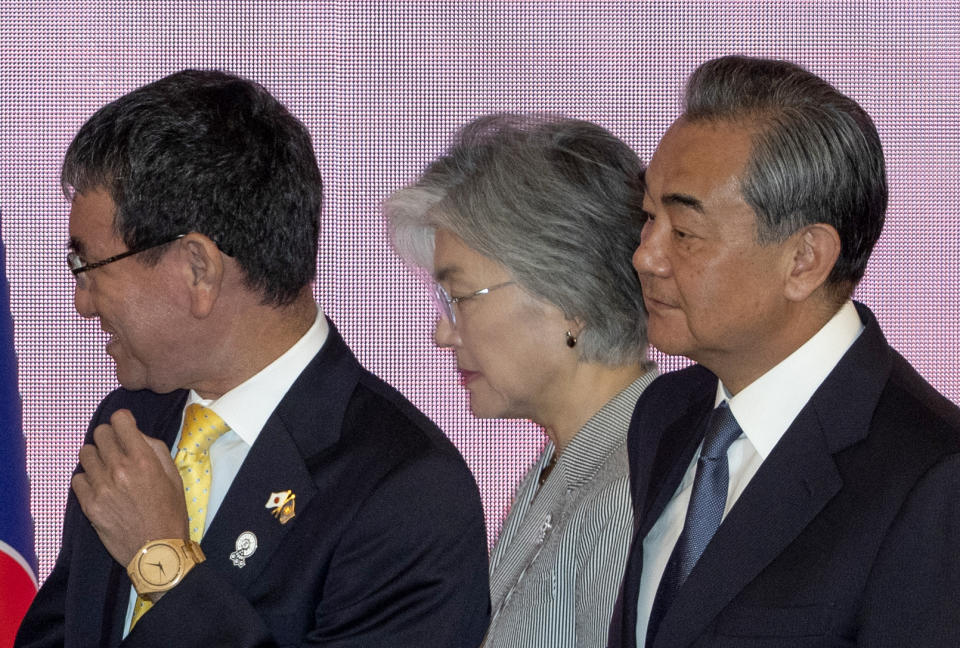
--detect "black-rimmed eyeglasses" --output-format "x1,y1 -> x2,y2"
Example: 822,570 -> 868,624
431,281 -> 515,326
67,234 -> 185,277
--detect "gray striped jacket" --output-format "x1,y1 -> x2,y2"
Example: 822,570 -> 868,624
484,370 -> 658,648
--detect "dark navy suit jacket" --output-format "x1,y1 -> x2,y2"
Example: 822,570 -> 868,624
609,303 -> 960,647
17,323 -> 491,647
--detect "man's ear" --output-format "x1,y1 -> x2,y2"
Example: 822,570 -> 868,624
783,223 -> 842,302
178,233 -> 224,318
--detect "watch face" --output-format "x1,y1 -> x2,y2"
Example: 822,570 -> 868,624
137,543 -> 182,587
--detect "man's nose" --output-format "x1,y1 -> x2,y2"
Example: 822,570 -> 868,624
632,225 -> 671,279
73,280 -> 96,319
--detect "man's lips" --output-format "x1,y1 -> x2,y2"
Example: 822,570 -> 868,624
458,369 -> 480,386
101,327 -> 117,351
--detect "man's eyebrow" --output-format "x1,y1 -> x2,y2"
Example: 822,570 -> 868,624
662,192 -> 705,214
67,236 -> 84,255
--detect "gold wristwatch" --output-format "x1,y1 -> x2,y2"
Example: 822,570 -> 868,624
127,538 -> 205,597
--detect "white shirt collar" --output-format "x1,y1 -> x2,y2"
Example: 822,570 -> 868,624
186,305 -> 329,446
714,300 -> 864,459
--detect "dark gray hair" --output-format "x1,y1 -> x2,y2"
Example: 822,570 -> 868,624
62,69 -> 323,307
684,55 -> 887,291
386,113 -> 649,366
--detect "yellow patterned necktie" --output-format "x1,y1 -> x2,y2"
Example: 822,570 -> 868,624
129,404 -> 230,629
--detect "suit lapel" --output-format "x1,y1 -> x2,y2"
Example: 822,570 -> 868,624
198,415 -> 318,588
655,406 -> 843,647
195,323 -> 361,593
640,395 -> 714,538
494,374 -> 655,629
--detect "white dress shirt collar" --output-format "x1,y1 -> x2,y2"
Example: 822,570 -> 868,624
186,305 -> 329,446
715,300 -> 864,460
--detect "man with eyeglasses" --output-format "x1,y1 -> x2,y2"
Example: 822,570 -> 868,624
17,70 -> 490,648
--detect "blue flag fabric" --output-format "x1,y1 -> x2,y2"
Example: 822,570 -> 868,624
0,225 -> 37,646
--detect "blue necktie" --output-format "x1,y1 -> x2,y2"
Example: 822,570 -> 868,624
645,402 -> 742,646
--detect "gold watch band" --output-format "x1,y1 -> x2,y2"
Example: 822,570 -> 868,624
180,539 -> 206,565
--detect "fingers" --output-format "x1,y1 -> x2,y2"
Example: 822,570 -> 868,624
70,471 -> 92,509
108,409 -> 145,453
80,410 -> 143,483
76,409 -> 164,502
77,439 -> 107,479
91,422 -> 123,466
145,435 -> 183,485
85,409 -> 141,467
69,408 -> 190,567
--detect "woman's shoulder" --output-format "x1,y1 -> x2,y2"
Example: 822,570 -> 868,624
563,459 -> 632,533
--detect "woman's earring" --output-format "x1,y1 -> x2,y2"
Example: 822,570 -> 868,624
565,330 -> 577,348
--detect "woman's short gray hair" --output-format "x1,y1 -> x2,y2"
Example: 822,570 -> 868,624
385,113 -> 648,365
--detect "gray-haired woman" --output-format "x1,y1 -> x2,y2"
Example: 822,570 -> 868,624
385,113 -> 656,648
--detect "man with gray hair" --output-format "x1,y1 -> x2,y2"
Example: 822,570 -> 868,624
609,55 -> 960,647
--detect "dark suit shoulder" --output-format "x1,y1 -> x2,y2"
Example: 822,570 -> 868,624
354,371 -> 453,447
630,364 -> 715,447
338,371 -> 478,478
87,387 -> 187,438
882,350 -> 960,446
288,360 -> 482,519
855,356 -> 960,646
294,370 -> 490,646
842,351 -> 960,489
637,364 -> 715,414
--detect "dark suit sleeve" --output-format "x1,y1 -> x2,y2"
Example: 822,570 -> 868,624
121,443 -> 490,648
859,452 -> 960,647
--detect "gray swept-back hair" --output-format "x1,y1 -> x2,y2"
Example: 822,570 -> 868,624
385,113 -> 649,366
683,56 -> 887,292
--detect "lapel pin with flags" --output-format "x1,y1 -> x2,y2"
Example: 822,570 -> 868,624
265,490 -> 296,524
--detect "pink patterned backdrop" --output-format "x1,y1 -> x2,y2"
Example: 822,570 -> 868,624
0,1 -> 956,580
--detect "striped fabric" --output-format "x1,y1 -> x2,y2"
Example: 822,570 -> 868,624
485,370 -> 659,648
